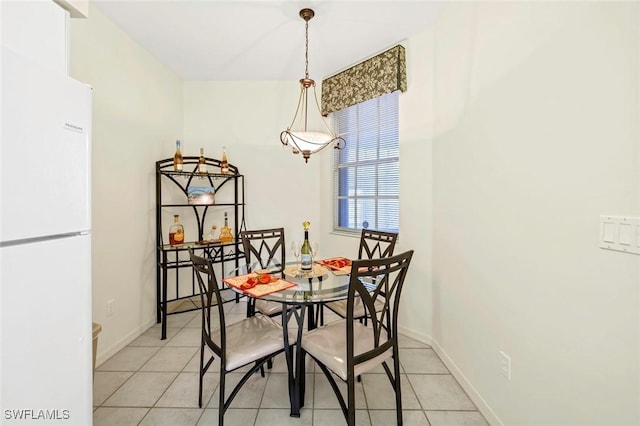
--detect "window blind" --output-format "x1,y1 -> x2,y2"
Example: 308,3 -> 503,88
333,91 -> 399,233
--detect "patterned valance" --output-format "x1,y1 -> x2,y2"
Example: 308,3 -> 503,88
321,45 -> 407,116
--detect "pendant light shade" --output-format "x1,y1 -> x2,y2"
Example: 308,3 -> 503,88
280,8 -> 344,163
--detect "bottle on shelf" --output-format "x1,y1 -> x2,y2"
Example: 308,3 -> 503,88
173,140 -> 183,171
198,147 -> 207,174
219,212 -> 233,243
169,214 -> 185,246
206,225 -> 218,242
220,146 -> 230,174
300,221 -> 312,272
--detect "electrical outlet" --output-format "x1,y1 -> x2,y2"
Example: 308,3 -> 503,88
106,299 -> 115,317
499,351 -> 511,380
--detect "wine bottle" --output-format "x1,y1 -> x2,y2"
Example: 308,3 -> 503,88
198,147 -> 207,174
219,212 -> 233,243
169,214 -> 184,246
173,140 -> 183,171
300,221 -> 312,272
220,146 -> 230,175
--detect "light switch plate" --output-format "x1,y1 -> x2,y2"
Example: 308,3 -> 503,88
599,216 -> 640,255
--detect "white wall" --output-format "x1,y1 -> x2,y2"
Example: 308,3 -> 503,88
69,4 -> 183,364
64,2 -> 640,424
183,81 -> 323,244
428,2 -> 640,425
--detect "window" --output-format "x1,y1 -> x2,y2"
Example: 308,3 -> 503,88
333,91 -> 399,233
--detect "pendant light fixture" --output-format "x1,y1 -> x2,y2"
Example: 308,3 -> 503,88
280,8 -> 345,163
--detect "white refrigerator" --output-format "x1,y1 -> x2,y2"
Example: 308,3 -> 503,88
1,47 -> 93,425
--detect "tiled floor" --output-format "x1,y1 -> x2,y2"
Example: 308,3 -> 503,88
94,300 -> 489,425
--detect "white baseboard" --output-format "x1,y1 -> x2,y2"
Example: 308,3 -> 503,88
429,338 -> 503,426
398,324 -> 433,347
397,325 -> 501,426
95,316 -> 157,367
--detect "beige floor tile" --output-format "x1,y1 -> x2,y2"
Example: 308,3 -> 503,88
93,407 -> 149,426
93,371 -> 133,406
370,409 -> 429,426
164,312 -> 199,328
140,346 -> 198,372
261,373 -> 314,409
97,346 -> 160,372
400,348 -> 449,374
313,372 -> 366,409
426,410 -> 489,426
408,374 -> 477,411
92,324 -> 487,426
198,408 -> 257,425
254,408 -> 313,426
313,409 -> 372,426
361,373 -> 421,410
398,334 -> 431,349
103,372 -> 177,407
130,326 -> 179,346
183,348 -> 221,373
207,371 -> 268,409
138,408 -> 203,426
165,327 -> 202,347
155,372 -> 219,408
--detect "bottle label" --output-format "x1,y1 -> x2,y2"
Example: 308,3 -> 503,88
175,163 -> 183,171
198,164 -> 207,173
300,253 -> 312,271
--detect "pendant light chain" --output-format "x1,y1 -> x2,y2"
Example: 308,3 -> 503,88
304,18 -> 309,80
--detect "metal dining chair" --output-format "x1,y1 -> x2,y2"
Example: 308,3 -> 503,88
189,249 -> 290,425
321,229 -> 399,325
301,250 -> 414,425
240,227 -> 286,318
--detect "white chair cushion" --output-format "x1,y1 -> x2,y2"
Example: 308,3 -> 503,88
326,297 -> 385,319
255,299 -> 283,316
211,315 -> 286,371
301,319 -> 392,381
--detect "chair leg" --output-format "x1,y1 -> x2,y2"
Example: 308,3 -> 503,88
219,372 -> 226,426
347,373 -> 356,425
198,343 -> 205,408
267,358 -> 273,370
299,349 -> 307,408
394,349 -> 403,426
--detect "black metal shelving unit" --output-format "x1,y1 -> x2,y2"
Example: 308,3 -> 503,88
155,156 -> 246,339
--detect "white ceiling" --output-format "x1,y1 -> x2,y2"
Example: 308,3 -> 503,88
93,1 -> 446,81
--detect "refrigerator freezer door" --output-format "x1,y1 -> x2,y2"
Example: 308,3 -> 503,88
1,47 -> 91,243
0,234 -> 92,424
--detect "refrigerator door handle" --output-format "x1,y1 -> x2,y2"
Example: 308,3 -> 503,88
0,231 -> 89,248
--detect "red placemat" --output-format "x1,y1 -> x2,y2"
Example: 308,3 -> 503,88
223,274 -> 297,297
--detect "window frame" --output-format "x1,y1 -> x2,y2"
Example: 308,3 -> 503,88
332,91 -> 400,235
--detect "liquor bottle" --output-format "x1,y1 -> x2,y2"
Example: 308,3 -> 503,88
220,146 -> 230,175
197,147 -> 207,174
173,140 -> 183,171
206,225 -> 218,242
169,214 -> 184,246
300,221 -> 312,272
219,212 -> 233,243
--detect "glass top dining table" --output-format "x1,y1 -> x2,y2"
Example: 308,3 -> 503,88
224,259 -> 371,418
226,261 -> 369,305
